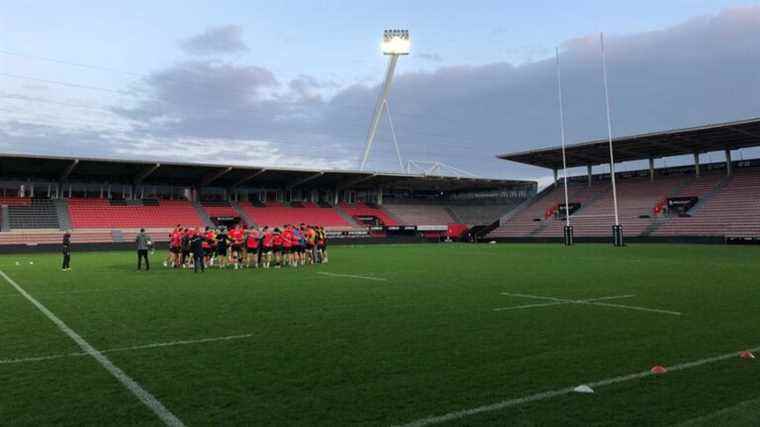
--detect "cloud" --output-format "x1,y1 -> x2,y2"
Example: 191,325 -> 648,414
417,52 -> 443,63
179,25 -> 250,56
5,6 -> 760,180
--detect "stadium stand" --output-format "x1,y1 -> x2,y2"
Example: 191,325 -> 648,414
382,203 -> 455,225
488,165 -> 760,240
0,196 -> 32,207
241,201 -> 352,228
7,198 -> 61,230
200,200 -> 240,221
338,202 -> 398,226
654,168 -> 760,237
489,181 -> 604,237
446,202 -> 523,226
534,176 -> 681,237
68,198 -> 203,229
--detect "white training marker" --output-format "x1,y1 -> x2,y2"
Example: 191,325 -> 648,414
573,385 -> 594,394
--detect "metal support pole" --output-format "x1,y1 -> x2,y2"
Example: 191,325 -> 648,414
556,47 -> 573,245
600,33 -> 622,246
383,101 -> 405,172
694,152 -> 701,178
360,54 -> 400,171
587,165 -> 593,187
649,158 -> 655,182
725,149 -> 732,176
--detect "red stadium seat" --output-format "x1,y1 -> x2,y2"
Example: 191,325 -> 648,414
67,198 -> 203,229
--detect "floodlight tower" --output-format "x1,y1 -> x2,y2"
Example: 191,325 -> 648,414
360,29 -> 410,171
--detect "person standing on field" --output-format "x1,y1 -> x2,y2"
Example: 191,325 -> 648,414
136,228 -> 152,271
190,229 -> 205,273
61,230 -> 72,271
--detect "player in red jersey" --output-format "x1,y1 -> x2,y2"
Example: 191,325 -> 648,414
245,225 -> 260,268
180,228 -> 192,268
261,226 -> 274,268
168,227 -> 183,268
164,224 -> 180,267
281,225 -> 294,267
272,228 -> 283,268
229,224 -> 245,269
305,225 -> 317,264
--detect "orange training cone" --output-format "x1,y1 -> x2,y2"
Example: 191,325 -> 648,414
650,365 -> 668,375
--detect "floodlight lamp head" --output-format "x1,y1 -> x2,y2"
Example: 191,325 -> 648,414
382,29 -> 410,55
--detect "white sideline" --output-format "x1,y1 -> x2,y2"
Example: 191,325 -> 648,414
496,292 -> 681,316
0,287 -> 129,298
317,272 -> 388,282
0,270 -> 185,427
395,344 -> 760,427
0,333 -> 253,365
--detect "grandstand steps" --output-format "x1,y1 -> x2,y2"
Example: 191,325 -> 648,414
377,204 -> 403,224
230,201 -> 255,226
641,217 -> 668,237
111,229 -> 125,243
335,206 -> 362,227
667,176 -> 696,198
192,201 -> 214,227
0,205 -> 9,232
445,206 -> 463,224
534,184 -> 612,237
382,204 -> 454,226
500,194 -> 541,224
687,174 -> 733,216
53,199 -> 71,230
527,218 -> 552,237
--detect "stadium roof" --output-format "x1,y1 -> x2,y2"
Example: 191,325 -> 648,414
0,153 -> 533,192
497,116 -> 760,170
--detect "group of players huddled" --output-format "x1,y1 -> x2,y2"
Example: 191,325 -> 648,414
164,224 -> 328,272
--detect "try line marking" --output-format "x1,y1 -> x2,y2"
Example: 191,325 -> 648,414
0,270 -> 185,427
495,292 -> 683,316
317,272 -> 388,282
395,344 -> 760,427
0,333 -> 253,365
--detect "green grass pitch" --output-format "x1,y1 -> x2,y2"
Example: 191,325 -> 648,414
1,243 -> 759,426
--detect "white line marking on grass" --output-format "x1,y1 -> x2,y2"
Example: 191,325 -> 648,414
584,301 -> 682,316
493,302 -> 566,312
500,292 -> 572,303
584,294 -> 636,303
0,270 -> 185,427
496,292 -> 680,316
494,293 -> 636,312
0,287 -> 129,298
395,344 -> 760,427
0,333 -> 253,365
317,272 -> 388,282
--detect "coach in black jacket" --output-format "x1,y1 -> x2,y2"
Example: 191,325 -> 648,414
61,231 -> 71,271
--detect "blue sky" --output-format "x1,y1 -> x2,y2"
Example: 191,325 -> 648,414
2,1 -> 760,184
